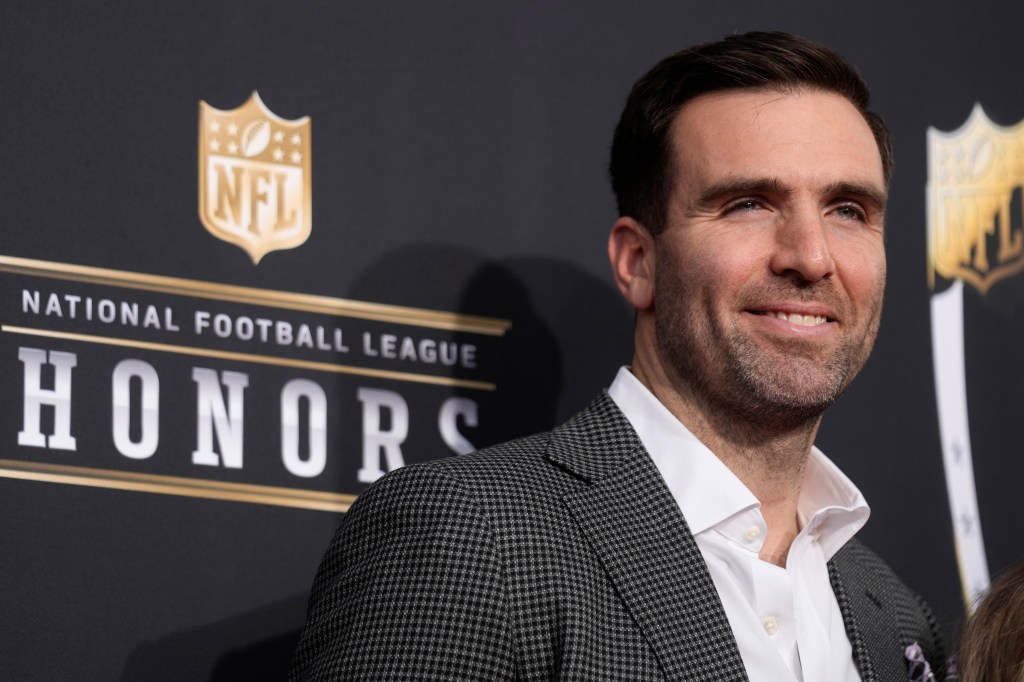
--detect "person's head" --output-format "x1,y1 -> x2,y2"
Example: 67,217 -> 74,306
957,561 -> 1024,682
610,31 -> 892,236
608,33 -> 888,430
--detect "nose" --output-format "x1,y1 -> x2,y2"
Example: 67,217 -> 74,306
769,210 -> 836,282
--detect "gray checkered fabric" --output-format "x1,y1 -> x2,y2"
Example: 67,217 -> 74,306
290,393 -> 946,681
829,540 -> 949,681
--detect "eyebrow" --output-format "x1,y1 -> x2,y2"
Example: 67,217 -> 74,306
695,177 -> 888,214
696,178 -> 790,208
822,181 -> 889,213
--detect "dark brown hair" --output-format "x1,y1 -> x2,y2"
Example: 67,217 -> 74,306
957,561 -> 1024,682
609,31 -> 893,234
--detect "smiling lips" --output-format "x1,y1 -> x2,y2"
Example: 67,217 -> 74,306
753,310 -> 832,327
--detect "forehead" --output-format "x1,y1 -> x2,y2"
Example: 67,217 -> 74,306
668,89 -> 884,193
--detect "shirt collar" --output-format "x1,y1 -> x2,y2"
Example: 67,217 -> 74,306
607,366 -> 869,560
796,448 -> 871,558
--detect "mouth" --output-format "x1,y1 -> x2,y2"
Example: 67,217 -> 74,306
746,307 -> 837,329
755,310 -> 831,327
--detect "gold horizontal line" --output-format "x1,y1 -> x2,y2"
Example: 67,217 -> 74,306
0,458 -> 356,512
0,254 -> 511,336
2,325 -> 496,391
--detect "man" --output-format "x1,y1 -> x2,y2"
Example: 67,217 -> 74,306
290,32 -> 947,681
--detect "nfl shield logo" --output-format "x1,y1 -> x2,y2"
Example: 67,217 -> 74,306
927,104 -> 1024,294
198,92 -> 312,264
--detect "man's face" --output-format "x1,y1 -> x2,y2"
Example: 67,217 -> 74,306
653,89 -> 887,426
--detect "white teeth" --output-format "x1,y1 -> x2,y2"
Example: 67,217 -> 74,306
769,311 -> 826,326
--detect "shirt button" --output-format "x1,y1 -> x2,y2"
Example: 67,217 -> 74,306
744,526 -> 762,542
762,617 -> 780,636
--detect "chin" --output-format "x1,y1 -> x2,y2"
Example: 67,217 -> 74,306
733,373 -> 848,427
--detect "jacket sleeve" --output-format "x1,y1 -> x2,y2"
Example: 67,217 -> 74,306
288,464 -> 515,681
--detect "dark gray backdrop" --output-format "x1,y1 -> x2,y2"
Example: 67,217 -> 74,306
3,2 -> 1022,679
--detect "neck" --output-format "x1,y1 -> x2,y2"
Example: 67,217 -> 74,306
630,356 -> 822,566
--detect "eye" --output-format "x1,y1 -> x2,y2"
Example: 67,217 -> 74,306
728,199 -> 762,213
834,204 -> 866,221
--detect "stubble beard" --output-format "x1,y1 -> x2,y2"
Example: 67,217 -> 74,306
654,266 -> 882,435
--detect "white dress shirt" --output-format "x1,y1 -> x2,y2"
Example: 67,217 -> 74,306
608,366 -> 870,682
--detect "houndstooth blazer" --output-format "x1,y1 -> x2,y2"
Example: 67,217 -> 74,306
290,393 -> 947,681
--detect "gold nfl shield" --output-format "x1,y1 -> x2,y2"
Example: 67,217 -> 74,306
199,92 -> 312,264
927,104 -> 1024,293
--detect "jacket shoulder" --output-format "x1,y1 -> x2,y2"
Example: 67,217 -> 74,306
370,391 -> 638,498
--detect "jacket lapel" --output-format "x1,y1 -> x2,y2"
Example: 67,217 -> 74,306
829,540 -> 903,682
549,394 -> 749,681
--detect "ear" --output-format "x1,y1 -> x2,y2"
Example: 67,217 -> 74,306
608,216 -> 655,310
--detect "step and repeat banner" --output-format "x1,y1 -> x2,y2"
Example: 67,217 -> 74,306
3,2 -> 1023,679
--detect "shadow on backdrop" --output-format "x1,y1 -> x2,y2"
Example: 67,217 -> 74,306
347,242 -> 633,447
119,596 -> 306,682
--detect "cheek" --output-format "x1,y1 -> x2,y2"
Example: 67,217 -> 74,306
690,233 -> 764,277
840,247 -> 886,311
706,249 -> 769,300
656,234 -> 769,307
